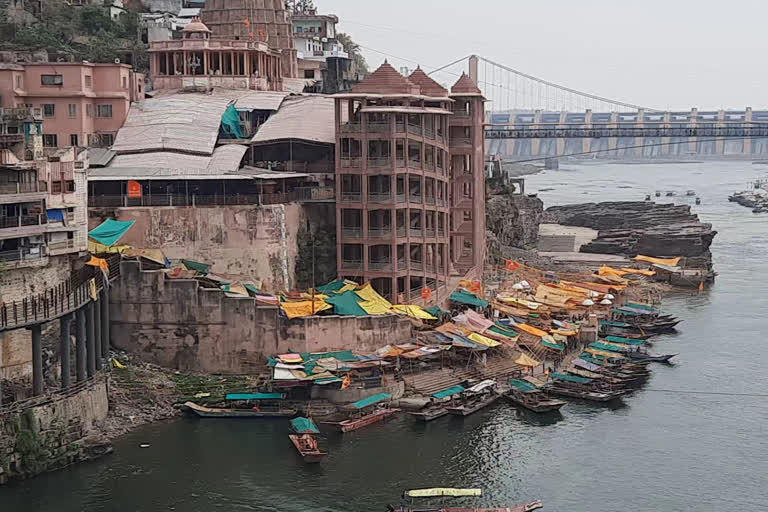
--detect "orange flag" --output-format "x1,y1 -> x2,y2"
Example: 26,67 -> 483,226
421,287 -> 432,301
505,259 -> 521,272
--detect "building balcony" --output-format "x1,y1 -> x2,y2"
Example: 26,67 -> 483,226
367,122 -> 391,133
340,157 -> 362,169
368,227 -> 392,239
424,127 -> 435,139
340,122 -> 362,133
341,191 -> 362,202
0,215 -> 46,230
425,196 -> 436,205
341,259 -> 363,270
450,137 -> 473,147
397,227 -> 407,238
409,227 -> 423,237
408,159 -> 422,170
341,227 -> 362,238
410,260 -> 424,271
368,260 -> 392,271
47,239 -> 77,256
0,246 -> 46,266
407,124 -> 422,136
424,161 -> 435,172
367,158 -> 392,169
408,194 -> 422,204
368,192 -> 393,202
396,193 -> 406,204
452,110 -> 472,119
425,228 -> 436,238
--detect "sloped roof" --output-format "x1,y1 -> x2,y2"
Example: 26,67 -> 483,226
408,67 -> 448,97
451,73 -> 483,95
251,95 -> 334,145
210,89 -> 288,111
350,61 -> 421,95
112,95 -> 231,155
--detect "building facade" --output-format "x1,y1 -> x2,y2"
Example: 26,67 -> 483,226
333,63 -> 485,302
0,62 -> 145,150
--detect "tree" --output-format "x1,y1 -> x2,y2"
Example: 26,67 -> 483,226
287,0 -> 316,14
336,32 -> 369,75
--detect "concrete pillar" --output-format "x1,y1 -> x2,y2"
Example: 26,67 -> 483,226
31,324 -> 43,396
101,287 -> 110,358
94,297 -> 102,371
76,307 -> 87,382
86,301 -> 96,377
60,314 -> 71,389
468,55 -> 479,87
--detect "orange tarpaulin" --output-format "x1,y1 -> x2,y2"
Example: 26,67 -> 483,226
599,266 -> 629,277
620,267 -> 656,277
86,255 -> 109,272
634,255 -> 681,266
516,323 -> 549,338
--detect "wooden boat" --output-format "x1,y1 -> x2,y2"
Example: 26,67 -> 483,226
288,417 -> 327,463
625,351 -> 677,363
446,380 -> 500,417
503,379 -> 566,413
391,488 -> 543,512
319,392 -> 399,432
184,392 -> 297,418
545,373 -> 625,403
408,385 -> 465,422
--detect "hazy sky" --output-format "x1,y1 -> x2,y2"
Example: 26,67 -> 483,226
319,0 -> 766,111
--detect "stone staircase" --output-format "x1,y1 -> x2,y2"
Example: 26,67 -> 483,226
403,357 -> 525,395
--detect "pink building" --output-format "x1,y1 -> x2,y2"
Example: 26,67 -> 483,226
0,62 -> 145,149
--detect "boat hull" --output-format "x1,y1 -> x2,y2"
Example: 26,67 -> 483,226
184,401 -> 297,418
399,501 -> 543,512
545,387 -> 623,403
288,434 -> 326,463
446,395 -> 499,416
502,392 -> 566,413
408,407 -> 449,422
320,408 -> 399,432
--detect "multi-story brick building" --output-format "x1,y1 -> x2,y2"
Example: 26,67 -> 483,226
0,62 -> 144,149
333,62 -> 485,302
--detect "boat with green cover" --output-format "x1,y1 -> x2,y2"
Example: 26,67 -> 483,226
409,385 -> 465,422
545,373 -> 625,402
319,393 -> 399,432
184,393 -> 297,418
288,417 -> 327,463
502,379 -> 566,413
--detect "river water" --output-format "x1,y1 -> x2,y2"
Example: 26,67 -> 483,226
3,161 -> 767,512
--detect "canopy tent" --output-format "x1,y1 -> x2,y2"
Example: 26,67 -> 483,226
392,305 -> 437,320
290,417 -> 320,434
467,332 -> 501,347
315,279 -> 357,295
514,353 -> 541,367
550,372 -> 592,384
431,385 -> 465,399
634,254 -> 681,266
354,283 -> 393,315
541,339 -> 565,351
516,323 -> 549,338
348,392 -> 391,409
280,300 -> 333,319
182,259 -> 210,275
509,379 -> 538,392
89,219 -> 135,247
450,290 -> 489,308
324,290 -> 368,316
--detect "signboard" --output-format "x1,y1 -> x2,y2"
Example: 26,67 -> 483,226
127,180 -> 142,198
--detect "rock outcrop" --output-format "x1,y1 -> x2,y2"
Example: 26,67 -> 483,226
544,201 -> 716,269
486,193 -> 544,262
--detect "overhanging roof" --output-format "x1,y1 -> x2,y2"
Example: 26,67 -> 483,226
250,95 -> 334,145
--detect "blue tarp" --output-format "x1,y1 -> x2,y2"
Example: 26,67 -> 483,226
88,219 -> 135,247
432,385 -> 465,399
46,208 -> 64,222
220,103 -> 245,139
226,393 -> 285,400
290,417 -> 320,433
349,392 -> 390,409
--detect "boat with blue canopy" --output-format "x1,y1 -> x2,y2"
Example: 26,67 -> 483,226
320,393 -> 398,432
409,385 -> 465,422
502,379 -> 566,413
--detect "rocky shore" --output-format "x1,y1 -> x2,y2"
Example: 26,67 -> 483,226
728,189 -> 768,213
544,201 -> 717,269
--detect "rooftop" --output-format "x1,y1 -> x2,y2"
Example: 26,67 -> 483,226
350,61 -> 421,96
408,67 -> 449,98
451,73 -> 483,96
251,95 -> 334,145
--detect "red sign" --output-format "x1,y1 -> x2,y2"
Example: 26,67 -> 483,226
127,180 -> 142,198
421,287 -> 432,301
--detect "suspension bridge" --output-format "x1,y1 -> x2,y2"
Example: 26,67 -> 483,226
427,55 -> 768,160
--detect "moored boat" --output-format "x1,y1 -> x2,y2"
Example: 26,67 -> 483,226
544,373 -> 625,402
388,487 -> 543,512
408,385 -> 465,422
183,392 -> 297,418
288,417 -> 327,463
446,380 -> 500,417
503,379 -> 566,413
319,392 -> 399,432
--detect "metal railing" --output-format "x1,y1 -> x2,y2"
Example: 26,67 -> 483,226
367,158 -> 392,169
295,186 -> 335,202
0,214 -> 46,229
397,227 -> 407,237
0,181 -> 47,195
341,259 -> 363,270
452,109 -> 471,118
47,239 -> 76,253
367,122 -> 391,133
408,194 -> 422,204
410,260 -> 424,271
368,192 -> 393,202
341,227 -> 362,238
424,161 -> 435,171
89,192 -> 329,208
340,157 -> 362,169
0,247 -> 45,263
368,227 -> 392,238
341,122 -> 362,133
408,158 -> 422,169
396,193 -> 406,203
395,121 -> 406,133
341,192 -> 362,202
409,227 -> 423,237
425,228 -> 436,238
395,158 -> 406,168
407,124 -> 422,136
424,128 -> 435,139
451,137 -> 472,146
425,196 -> 436,205
368,260 -> 392,271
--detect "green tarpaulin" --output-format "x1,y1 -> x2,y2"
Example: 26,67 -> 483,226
301,350 -> 358,362
290,417 -> 320,434
425,305 -> 450,318
182,259 -> 210,275
316,280 -> 348,294
450,290 -> 489,308
88,219 -> 135,247
350,392 -> 390,409
488,325 -> 519,338
624,302 -> 658,312
509,379 -> 538,392
432,385 -> 465,399
590,342 -> 625,353
220,103 -> 245,139
601,320 -> 631,328
226,393 -> 285,400
244,283 -> 260,295
325,290 -> 368,316
541,340 -> 565,351
605,335 -> 645,346
551,372 -> 592,384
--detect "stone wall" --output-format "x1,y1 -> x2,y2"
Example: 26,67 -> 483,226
0,376 -> 109,485
486,192 -> 544,261
111,261 -> 413,374
89,203 -> 305,291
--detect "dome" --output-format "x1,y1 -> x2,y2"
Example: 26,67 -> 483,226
183,17 -> 212,33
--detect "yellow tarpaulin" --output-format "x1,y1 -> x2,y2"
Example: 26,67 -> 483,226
634,255 -> 681,266
516,323 -> 550,338
337,282 -> 358,294
300,292 -> 329,300
599,266 -> 629,277
585,347 -> 626,359
355,283 -> 393,315
88,240 -> 130,254
392,305 -> 437,320
467,332 -> 502,347
86,255 -> 109,272
498,297 -> 542,310
515,353 -> 541,367
620,267 -> 656,276
123,248 -> 166,265
552,328 -> 578,336
280,300 -> 332,319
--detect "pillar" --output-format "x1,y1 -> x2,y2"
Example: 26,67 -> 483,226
76,307 -> 86,382
86,301 -> 95,377
94,296 -> 102,371
101,287 -> 110,358
60,314 -> 71,389
31,324 -> 43,396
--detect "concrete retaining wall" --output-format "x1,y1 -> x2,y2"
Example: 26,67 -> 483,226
0,376 -> 109,484
111,261 -> 413,374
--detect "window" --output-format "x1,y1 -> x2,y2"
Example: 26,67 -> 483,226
97,104 -> 112,118
43,104 -> 55,118
462,210 -> 472,221
69,134 -> 78,146
65,181 -> 75,192
43,134 -> 57,147
84,75 -> 92,87
97,133 -> 115,146
303,69 -> 314,79
15,75 -> 22,88
68,104 -> 77,117
51,181 -> 62,193
86,104 -> 93,117
41,74 -> 63,86
122,76 -> 127,88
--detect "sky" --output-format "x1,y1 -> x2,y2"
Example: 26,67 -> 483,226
319,0 -> 767,111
